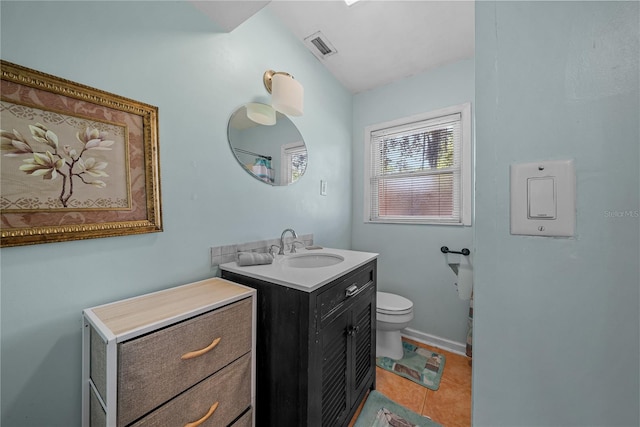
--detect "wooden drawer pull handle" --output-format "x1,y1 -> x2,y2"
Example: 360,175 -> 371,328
181,337 -> 221,360
184,402 -> 219,427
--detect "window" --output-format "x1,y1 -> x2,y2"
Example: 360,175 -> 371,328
280,141 -> 307,185
364,103 -> 472,225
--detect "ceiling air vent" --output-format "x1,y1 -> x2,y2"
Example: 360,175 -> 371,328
311,37 -> 333,56
304,31 -> 337,60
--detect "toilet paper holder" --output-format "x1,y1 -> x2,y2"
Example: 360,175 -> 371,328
440,246 -> 470,256
442,246 -> 471,280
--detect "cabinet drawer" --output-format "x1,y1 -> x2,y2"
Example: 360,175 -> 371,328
318,263 -> 375,321
130,353 -> 252,427
117,297 -> 252,426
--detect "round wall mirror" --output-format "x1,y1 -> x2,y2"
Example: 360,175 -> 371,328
227,103 -> 307,186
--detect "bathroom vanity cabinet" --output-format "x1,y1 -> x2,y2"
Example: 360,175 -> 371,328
81,278 -> 256,427
221,259 -> 376,427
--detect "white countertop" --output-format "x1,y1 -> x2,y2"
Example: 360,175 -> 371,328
219,247 -> 378,292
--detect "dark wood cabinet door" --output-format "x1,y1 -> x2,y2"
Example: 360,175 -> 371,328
319,279 -> 376,427
349,284 -> 376,409
320,308 -> 349,427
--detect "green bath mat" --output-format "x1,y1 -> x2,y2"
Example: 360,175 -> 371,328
354,390 -> 441,427
376,341 -> 446,391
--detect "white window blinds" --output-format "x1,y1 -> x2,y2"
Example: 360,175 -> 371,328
365,104 -> 471,225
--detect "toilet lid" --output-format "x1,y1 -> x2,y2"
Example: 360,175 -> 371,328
377,291 -> 413,315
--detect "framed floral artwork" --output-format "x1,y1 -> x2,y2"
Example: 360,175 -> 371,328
1,61 -> 162,247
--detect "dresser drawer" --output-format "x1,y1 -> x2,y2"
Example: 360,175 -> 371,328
318,263 -> 375,321
130,353 -> 252,427
117,297 -> 252,426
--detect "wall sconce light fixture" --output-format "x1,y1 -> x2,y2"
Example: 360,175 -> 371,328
263,70 -> 304,116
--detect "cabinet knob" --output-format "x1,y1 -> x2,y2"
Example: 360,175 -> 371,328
347,325 -> 360,336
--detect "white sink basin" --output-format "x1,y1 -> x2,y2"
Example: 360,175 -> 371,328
284,253 -> 345,268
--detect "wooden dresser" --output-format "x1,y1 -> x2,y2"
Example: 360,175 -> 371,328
81,278 -> 255,427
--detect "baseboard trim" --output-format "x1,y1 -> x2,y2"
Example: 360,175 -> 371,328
401,327 -> 467,356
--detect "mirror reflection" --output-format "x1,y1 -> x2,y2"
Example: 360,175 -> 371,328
228,103 -> 307,186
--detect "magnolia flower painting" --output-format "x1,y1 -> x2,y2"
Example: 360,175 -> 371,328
1,123 -> 118,208
0,61 -> 161,247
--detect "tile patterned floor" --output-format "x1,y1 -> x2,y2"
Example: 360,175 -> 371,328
349,338 -> 472,427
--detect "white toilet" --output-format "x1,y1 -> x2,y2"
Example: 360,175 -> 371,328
376,291 -> 414,360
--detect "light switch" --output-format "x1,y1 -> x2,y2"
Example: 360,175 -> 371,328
510,159 -> 575,237
527,177 -> 556,219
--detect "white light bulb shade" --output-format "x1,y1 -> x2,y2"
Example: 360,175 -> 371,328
271,74 -> 304,116
246,102 -> 276,126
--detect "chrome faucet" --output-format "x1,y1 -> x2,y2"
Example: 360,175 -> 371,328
279,228 -> 298,255
290,241 -> 305,253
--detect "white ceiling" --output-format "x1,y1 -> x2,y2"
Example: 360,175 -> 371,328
269,1 -> 475,94
191,0 -> 475,94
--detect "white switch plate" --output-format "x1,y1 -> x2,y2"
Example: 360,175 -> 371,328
510,159 -> 575,237
320,180 -> 327,196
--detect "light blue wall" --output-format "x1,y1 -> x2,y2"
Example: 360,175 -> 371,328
474,2 -> 639,426
352,58 -> 475,345
0,2 -> 352,426
5,1 -> 638,426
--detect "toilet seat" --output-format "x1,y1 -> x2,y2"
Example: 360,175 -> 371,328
377,291 -> 413,315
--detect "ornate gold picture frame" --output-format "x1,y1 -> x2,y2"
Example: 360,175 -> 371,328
1,61 -> 162,247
